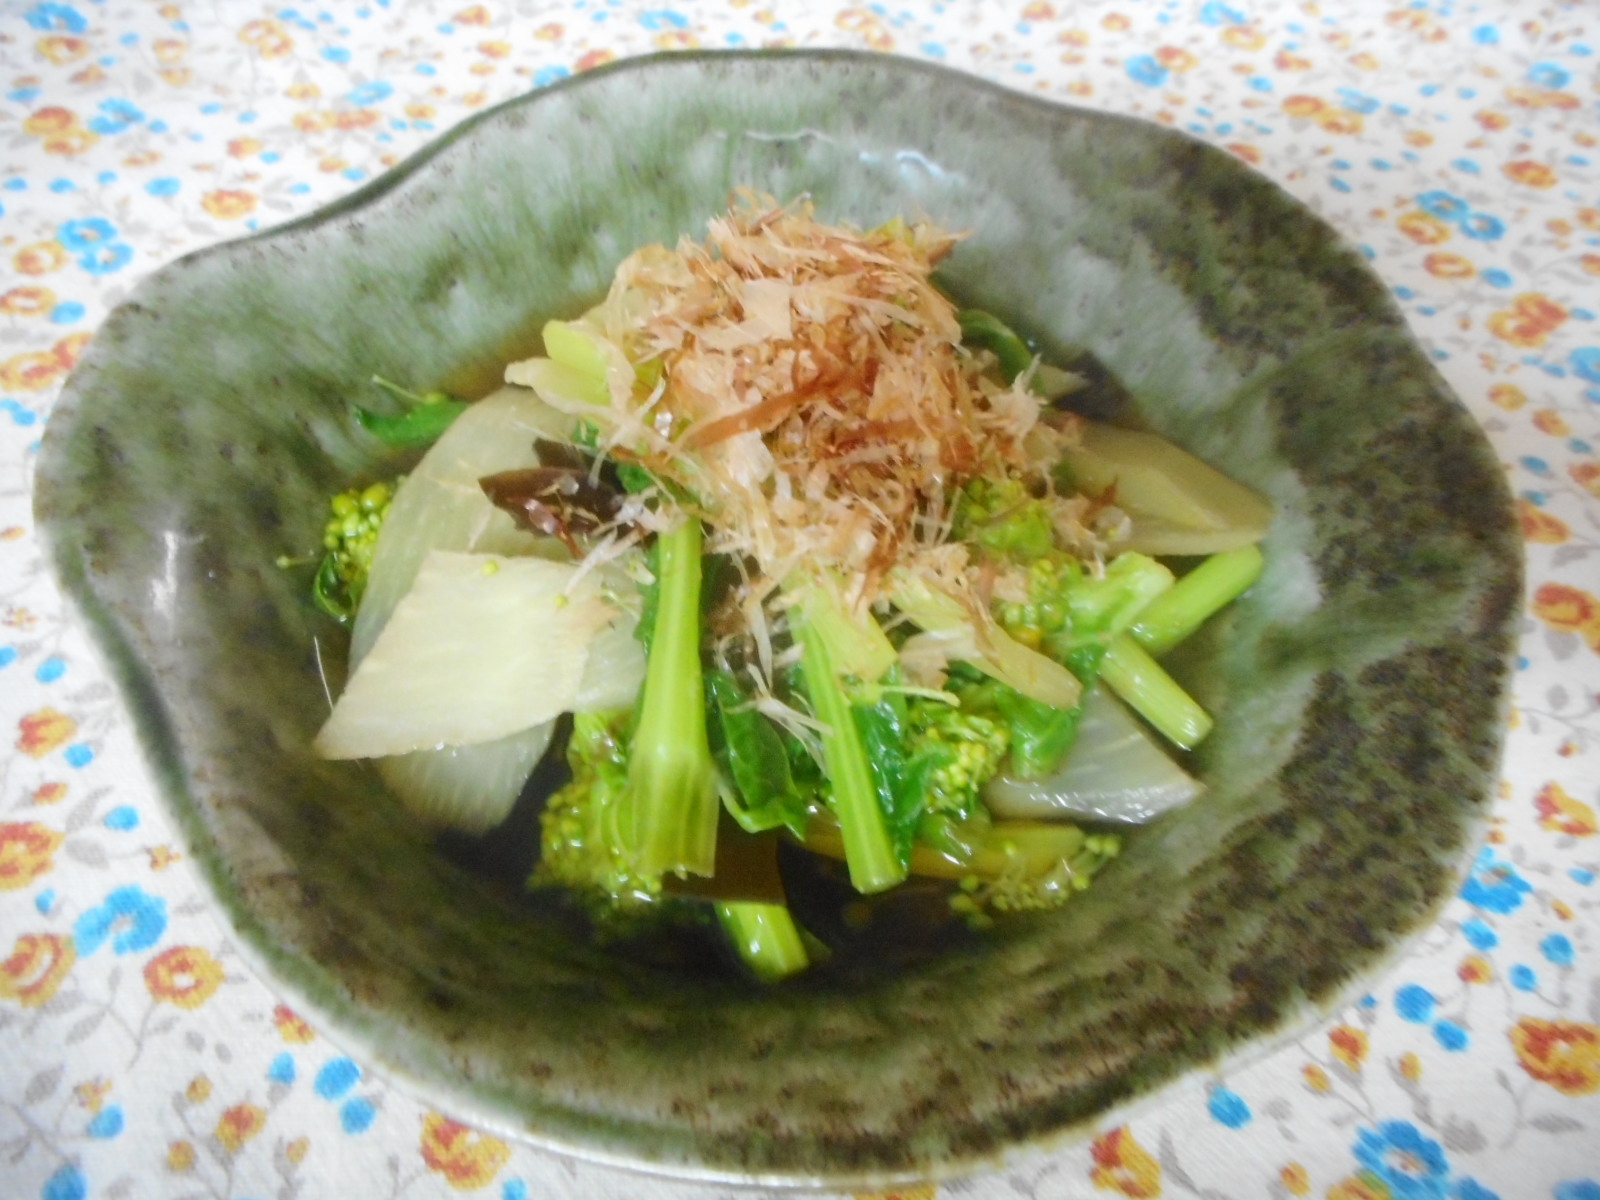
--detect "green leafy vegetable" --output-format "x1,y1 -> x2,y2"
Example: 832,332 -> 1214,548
353,376 -> 470,447
706,668 -> 810,840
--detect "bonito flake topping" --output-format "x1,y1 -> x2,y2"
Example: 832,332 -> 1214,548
529,193 -> 1075,610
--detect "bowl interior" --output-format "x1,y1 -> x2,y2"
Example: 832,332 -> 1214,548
34,51 -> 1520,1184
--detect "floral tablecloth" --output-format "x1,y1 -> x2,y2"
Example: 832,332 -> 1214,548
3,1 -> 1599,1198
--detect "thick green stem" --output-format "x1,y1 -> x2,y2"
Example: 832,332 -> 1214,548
715,902 -> 809,982
1100,635 -> 1213,750
625,518 -> 719,877
1130,545 -> 1264,656
800,627 -> 907,895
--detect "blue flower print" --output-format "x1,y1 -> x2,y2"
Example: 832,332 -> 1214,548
57,217 -> 116,251
1460,848 -> 1531,913
1555,1182 -> 1600,1200
1416,190 -> 1469,222
1455,1180 -> 1500,1200
25,3 -> 88,33
1460,917 -> 1497,950
78,243 -> 134,275
1354,1121 -> 1451,1200
1540,933 -> 1574,966
1527,61 -> 1571,89
1198,2 -> 1246,25
1125,54 -> 1168,88
345,79 -> 392,105
1460,211 -> 1506,241
1396,984 -> 1436,1023
1571,347 -> 1600,384
87,99 -> 144,136
1207,1085 -> 1251,1127
41,1162 -> 87,1200
73,884 -> 168,956
86,1104 -> 124,1138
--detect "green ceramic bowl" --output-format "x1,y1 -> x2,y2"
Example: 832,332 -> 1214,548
34,50 -> 1520,1186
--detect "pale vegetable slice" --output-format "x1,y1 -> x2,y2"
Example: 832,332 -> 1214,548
983,686 -> 1202,824
573,611 -> 648,711
353,384 -> 574,662
348,385 -> 574,831
1057,422 -> 1272,554
376,729 -> 556,834
317,551 -> 616,760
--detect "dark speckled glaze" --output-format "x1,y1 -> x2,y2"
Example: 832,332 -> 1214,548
33,51 -> 1520,1187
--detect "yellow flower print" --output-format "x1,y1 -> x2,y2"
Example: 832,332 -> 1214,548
1487,382 -> 1526,410
1503,87 -> 1579,111
201,189 -> 259,220
1397,210 -> 1451,245
148,844 -> 181,870
574,48 -> 614,71
53,331 -> 90,371
166,1140 -> 196,1172
1328,1175 -> 1391,1200
478,39 -> 510,58
454,4 -> 491,23
0,823 -> 63,890
1329,1025 -> 1368,1071
1511,1017 -> 1600,1095
228,136 -> 264,158
0,286 -> 57,316
1423,252 -> 1474,278
1154,45 -> 1196,72
145,945 -> 226,1008
273,1003 -> 316,1043
1021,1 -> 1056,18
420,1113 -> 511,1190
1283,94 -> 1325,118
1458,954 -> 1493,984
0,350 -> 66,392
1504,160 -> 1558,188
405,103 -> 436,120
238,19 -> 293,58
0,931 -> 76,1005
1089,1127 -> 1161,1197
1517,499 -> 1569,544
1220,24 -> 1266,50
1570,461 -> 1600,498
74,1078 -> 111,1114
153,38 -> 186,63
534,22 -> 561,39
286,1135 -> 310,1164
36,36 -> 89,64
1280,1162 -> 1311,1196
17,706 -> 77,757
215,1102 -> 267,1152
1476,109 -> 1511,131
14,241 -> 68,276
1487,293 -> 1569,348
1349,52 -> 1380,70
1398,1052 -> 1422,1082
1315,109 -> 1364,135
1535,782 -> 1596,836
1303,1063 -> 1331,1092
1531,582 -> 1600,637
186,1075 -> 212,1103
1275,49 -> 1311,70
1529,409 -> 1568,438
33,782 -> 67,805
23,106 -> 78,136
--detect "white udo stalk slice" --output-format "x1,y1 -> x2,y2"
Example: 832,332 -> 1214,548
347,385 -> 572,831
1057,422 -> 1272,555
318,551 -> 616,760
983,685 -> 1202,824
